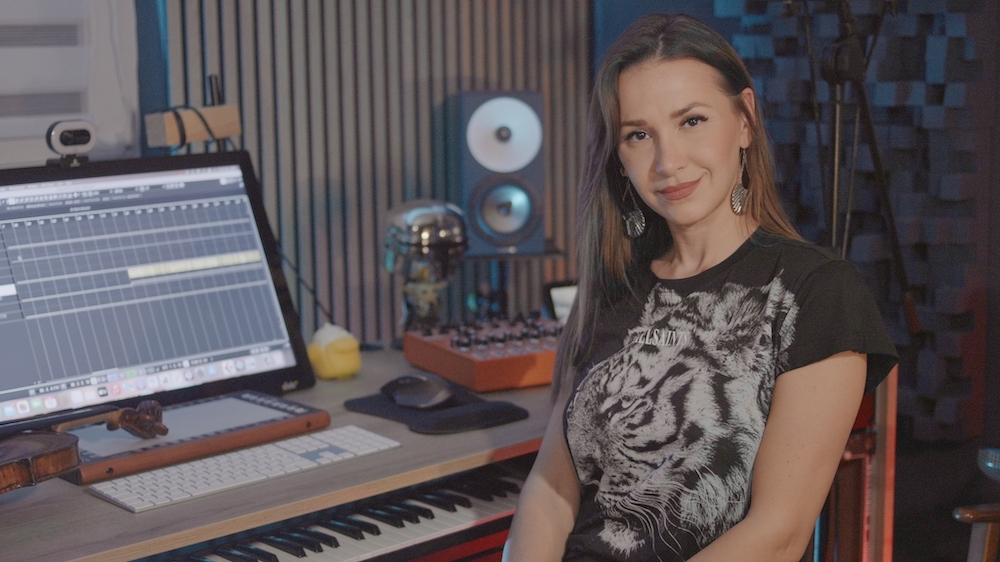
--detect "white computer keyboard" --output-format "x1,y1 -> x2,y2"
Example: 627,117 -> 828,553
89,425 -> 400,513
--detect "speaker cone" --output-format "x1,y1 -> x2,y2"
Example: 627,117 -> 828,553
468,176 -> 540,248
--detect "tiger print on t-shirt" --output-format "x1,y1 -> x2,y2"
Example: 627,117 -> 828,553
564,276 -> 797,558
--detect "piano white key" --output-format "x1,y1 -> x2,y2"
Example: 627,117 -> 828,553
347,513 -> 434,555
258,526 -> 379,562
415,493 -> 519,529
404,501 -> 482,530
190,554 -> 234,562
388,504 -> 466,535
298,525 -> 382,562
351,494 -> 519,556
249,541 -> 325,562
254,520 -> 402,562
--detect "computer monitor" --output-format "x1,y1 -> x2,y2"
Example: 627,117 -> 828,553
0,151 -> 314,436
543,280 -> 577,325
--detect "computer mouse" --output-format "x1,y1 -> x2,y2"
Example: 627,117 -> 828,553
380,372 -> 454,409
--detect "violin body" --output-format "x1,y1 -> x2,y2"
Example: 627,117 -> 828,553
0,432 -> 80,494
0,400 -> 166,495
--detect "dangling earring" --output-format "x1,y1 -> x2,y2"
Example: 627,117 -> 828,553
622,178 -> 646,238
731,149 -> 748,215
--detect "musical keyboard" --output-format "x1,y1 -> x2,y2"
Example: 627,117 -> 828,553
142,458 -> 530,562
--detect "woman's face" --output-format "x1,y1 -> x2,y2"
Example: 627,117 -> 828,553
616,57 -> 753,232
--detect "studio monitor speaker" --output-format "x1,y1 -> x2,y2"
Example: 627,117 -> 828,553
453,91 -> 545,257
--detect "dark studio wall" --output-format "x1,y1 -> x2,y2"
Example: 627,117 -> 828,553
592,0 -> 737,67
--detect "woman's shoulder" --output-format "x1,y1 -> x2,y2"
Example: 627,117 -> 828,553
748,230 -> 863,285
752,230 -> 840,264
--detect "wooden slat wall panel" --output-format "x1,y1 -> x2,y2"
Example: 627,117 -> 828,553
320,3 -> 347,331
164,0 -> 590,344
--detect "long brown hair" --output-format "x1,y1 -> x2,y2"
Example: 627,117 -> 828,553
552,13 -> 801,398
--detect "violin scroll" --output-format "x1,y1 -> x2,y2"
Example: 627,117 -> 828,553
106,400 -> 168,439
50,400 -> 168,439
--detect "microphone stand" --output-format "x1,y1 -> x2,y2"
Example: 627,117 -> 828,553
819,0 -> 920,336
803,11 -> 917,561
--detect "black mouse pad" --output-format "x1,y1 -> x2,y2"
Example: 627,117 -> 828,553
344,381 -> 528,434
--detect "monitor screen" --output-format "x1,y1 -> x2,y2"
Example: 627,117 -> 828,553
543,280 -> 577,325
0,151 -> 314,432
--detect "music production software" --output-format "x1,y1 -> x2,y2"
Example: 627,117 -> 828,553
0,164 -> 295,423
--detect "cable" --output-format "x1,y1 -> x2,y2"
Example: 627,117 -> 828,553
165,107 -> 188,147
186,106 -> 217,143
154,105 -> 234,152
186,105 -> 234,152
279,252 -> 335,330
864,0 -> 899,70
841,106 -> 862,260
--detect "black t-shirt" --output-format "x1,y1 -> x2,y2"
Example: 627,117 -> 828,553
562,230 -> 898,561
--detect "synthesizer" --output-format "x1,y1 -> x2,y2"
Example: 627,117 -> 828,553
403,314 -> 562,391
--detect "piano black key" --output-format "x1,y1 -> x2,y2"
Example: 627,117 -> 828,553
292,527 -> 339,547
361,507 -> 406,528
338,514 -> 382,536
409,492 -> 458,512
214,547 -> 257,562
274,531 -> 323,553
469,474 -> 520,495
444,481 -> 497,501
381,503 -> 422,523
390,500 -> 435,519
316,518 -> 366,541
473,475 -> 519,495
474,463 -> 521,481
258,536 -> 306,558
429,490 -> 474,508
231,543 -> 280,562
490,477 -> 522,494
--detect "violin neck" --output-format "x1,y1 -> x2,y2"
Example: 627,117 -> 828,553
49,410 -> 122,434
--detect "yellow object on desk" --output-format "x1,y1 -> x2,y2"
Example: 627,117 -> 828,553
307,323 -> 361,380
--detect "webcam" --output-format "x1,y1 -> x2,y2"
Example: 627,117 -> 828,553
47,120 -> 96,156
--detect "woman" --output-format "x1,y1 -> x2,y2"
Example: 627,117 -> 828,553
503,13 -> 897,562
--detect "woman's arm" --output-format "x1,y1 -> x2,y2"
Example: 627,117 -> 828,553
503,387 -> 581,561
689,350 -> 868,562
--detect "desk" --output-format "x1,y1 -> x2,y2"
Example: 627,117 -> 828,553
0,350 -> 554,562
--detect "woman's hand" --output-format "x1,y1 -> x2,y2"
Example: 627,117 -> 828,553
503,387 -> 581,561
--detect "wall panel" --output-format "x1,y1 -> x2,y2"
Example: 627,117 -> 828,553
164,0 -> 590,344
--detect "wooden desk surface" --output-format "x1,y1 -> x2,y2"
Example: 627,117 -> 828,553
0,349 -> 554,562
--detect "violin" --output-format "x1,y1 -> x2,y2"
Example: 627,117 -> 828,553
0,400 -> 167,495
